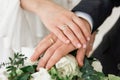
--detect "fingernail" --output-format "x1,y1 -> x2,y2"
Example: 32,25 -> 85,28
46,66 -> 49,70
80,62 -> 83,67
46,64 -> 51,70
77,43 -> 81,48
36,67 -> 39,71
87,37 -> 90,41
66,40 -> 70,43
30,58 -> 34,62
46,67 -> 49,71
83,44 -> 87,48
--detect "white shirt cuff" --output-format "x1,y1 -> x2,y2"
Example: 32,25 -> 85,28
75,11 -> 93,31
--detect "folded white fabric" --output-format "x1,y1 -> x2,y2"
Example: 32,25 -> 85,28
0,0 -> 20,37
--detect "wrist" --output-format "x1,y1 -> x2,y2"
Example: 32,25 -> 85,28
20,0 -> 47,13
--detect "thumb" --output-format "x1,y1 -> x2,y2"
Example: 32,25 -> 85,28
76,48 -> 86,67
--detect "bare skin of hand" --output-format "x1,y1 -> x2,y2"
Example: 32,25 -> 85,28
30,30 -> 97,70
20,0 -> 91,48
31,33 -> 89,70
86,31 -> 97,56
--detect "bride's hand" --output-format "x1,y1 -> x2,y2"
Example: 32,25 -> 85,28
21,0 -> 91,48
30,33 -> 74,70
31,33 -> 90,70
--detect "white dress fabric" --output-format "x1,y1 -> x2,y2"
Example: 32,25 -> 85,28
0,0 -> 80,63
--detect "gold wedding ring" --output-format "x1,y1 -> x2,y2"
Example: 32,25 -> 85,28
61,25 -> 68,30
49,38 -> 54,44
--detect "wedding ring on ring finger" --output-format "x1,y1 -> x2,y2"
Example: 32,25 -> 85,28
60,25 -> 69,31
49,38 -> 54,44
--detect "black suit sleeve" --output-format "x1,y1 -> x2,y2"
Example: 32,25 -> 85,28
72,0 -> 119,32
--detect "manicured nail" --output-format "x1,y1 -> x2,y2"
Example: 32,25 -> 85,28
66,40 -> 70,43
45,67 -> 49,71
36,67 -> 39,71
46,66 -> 49,70
83,44 -> 87,48
30,58 -> 34,62
87,37 -> 90,41
46,64 -> 51,70
77,43 -> 81,48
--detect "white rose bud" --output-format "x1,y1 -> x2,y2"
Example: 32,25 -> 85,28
31,68 -> 51,80
92,60 -> 103,72
55,54 -> 81,79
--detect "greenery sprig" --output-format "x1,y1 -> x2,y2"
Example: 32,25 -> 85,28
6,53 -> 27,79
1,52 -> 120,80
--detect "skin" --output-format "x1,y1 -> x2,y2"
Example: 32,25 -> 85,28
30,31 -> 96,70
31,33 -> 86,70
20,0 -> 91,48
20,0 -> 95,70
86,31 -> 97,56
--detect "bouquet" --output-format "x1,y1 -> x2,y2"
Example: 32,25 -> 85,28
0,52 -> 120,80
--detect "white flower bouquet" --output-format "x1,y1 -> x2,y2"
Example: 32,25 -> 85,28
0,52 -> 120,80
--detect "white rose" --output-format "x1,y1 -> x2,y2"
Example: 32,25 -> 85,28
55,54 -> 81,79
92,60 -> 103,72
31,68 -> 51,80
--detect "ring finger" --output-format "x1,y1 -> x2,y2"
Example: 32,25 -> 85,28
31,33 -> 57,61
37,39 -> 63,69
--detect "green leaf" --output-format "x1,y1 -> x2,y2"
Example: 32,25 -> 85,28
80,57 -> 105,80
21,65 -> 36,74
4,52 -> 120,80
108,74 -> 120,80
14,73 -> 30,80
49,67 -> 58,79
